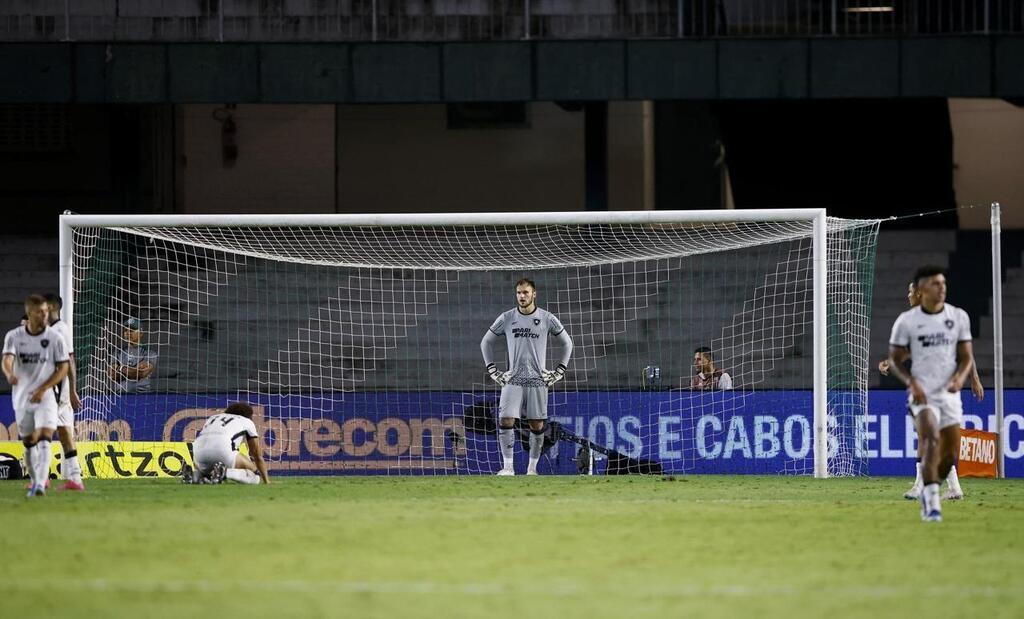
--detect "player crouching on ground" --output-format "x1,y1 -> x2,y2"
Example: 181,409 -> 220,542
183,403 -> 270,485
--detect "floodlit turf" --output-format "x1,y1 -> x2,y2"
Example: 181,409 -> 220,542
2,476 -> 1022,619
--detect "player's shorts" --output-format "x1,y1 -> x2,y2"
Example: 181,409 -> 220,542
56,402 -> 74,428
498,384 -> 549,420
16,403 -> 58,438
907,390 -> 963,430
192,434 -> 237,475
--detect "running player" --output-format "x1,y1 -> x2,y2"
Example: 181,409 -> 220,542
2,294 -> 70,497
887,267 -> 974,522
879,281 -> 981,501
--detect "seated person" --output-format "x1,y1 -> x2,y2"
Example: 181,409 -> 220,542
691,346 -> 733,390
183,402 -> 270,485
107,318 -> 157,393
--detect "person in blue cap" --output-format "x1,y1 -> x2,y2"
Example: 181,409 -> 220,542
108,317 -> 158,393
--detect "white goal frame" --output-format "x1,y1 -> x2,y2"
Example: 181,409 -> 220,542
59,208 -> 832,478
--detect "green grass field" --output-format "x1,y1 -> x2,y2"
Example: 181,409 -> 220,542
2,476 -> 1023,618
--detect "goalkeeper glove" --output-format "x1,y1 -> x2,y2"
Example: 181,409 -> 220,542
542,363 -> 567,387
487,363 -> 510,387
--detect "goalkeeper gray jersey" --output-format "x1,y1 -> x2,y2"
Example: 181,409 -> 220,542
488,307 -> 568,387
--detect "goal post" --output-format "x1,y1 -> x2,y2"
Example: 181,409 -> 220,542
59,209 -> 880,478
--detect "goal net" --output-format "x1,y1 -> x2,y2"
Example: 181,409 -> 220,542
62,211 -> 880,478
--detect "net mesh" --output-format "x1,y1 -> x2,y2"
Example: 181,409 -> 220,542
69,215 -> 880,477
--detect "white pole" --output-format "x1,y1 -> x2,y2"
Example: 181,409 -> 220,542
991,202 -> 1005,478
812,209 -> 829,478
59,213 -> 74,338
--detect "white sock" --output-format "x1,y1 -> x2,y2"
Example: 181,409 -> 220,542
67,455 -> 83,483
23,443 -> 36,485
225,469 -> 260,484
946,465 -> 961,492
35,441 -> 52,486
913,461 -> 923,486
498,428 -> 515,470
923,482 -> 941,514
528,431 -> 544,471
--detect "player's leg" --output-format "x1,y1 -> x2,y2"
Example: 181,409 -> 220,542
496,386 -> 522,475
525,386 -> 548,475
26,404 -> 57,495
192,436 -> 231,483
904,441 -> 924,500
17,409 -> 38,490
938,425 -> 963,500
24,422 -> 56,497
912,403 -> 942,521
56,404 -> 85,490
937,394 -> 964,501
224,452 -> 261,484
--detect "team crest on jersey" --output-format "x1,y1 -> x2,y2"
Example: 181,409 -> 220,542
533,319 -> 541,326
944,319 -> 954,330
40,339 -> 49,348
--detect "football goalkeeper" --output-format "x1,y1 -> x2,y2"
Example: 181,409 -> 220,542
480,278 -> 573,476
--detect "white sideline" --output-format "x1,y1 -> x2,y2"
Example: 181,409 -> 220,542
0,579 -> 1011,599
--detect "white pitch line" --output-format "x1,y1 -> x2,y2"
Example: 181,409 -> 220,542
0,580 -> 1016,599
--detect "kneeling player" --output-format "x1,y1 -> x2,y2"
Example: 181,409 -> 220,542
185,402 -> 270,485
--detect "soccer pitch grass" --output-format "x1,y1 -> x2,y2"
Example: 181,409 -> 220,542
2,476 -> 1023,619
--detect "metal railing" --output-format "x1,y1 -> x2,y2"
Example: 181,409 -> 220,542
0,1 -> 1020,42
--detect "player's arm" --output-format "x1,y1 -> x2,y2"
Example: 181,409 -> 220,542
480,329 -> 508,386
2,353 -> 16,385
969,360 -> 984,401
947,340 -> 974,393
887,344 -> 926,404
245,435 -> 270,484
68,352 -> 81,409
31,360 -> 69,403
543,329 -> 573,386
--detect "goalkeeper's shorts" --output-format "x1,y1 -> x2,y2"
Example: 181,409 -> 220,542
498,385 -> 549,420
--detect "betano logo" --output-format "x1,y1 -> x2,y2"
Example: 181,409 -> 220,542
957,428 -> 999,478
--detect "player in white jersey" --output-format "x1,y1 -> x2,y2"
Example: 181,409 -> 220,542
2,294 -> 70,497
43,293 -> 85,491
183,402 -> 270,485
878,282 -> 981,501
481,278 -> 573,476
887,267 -> 974,522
